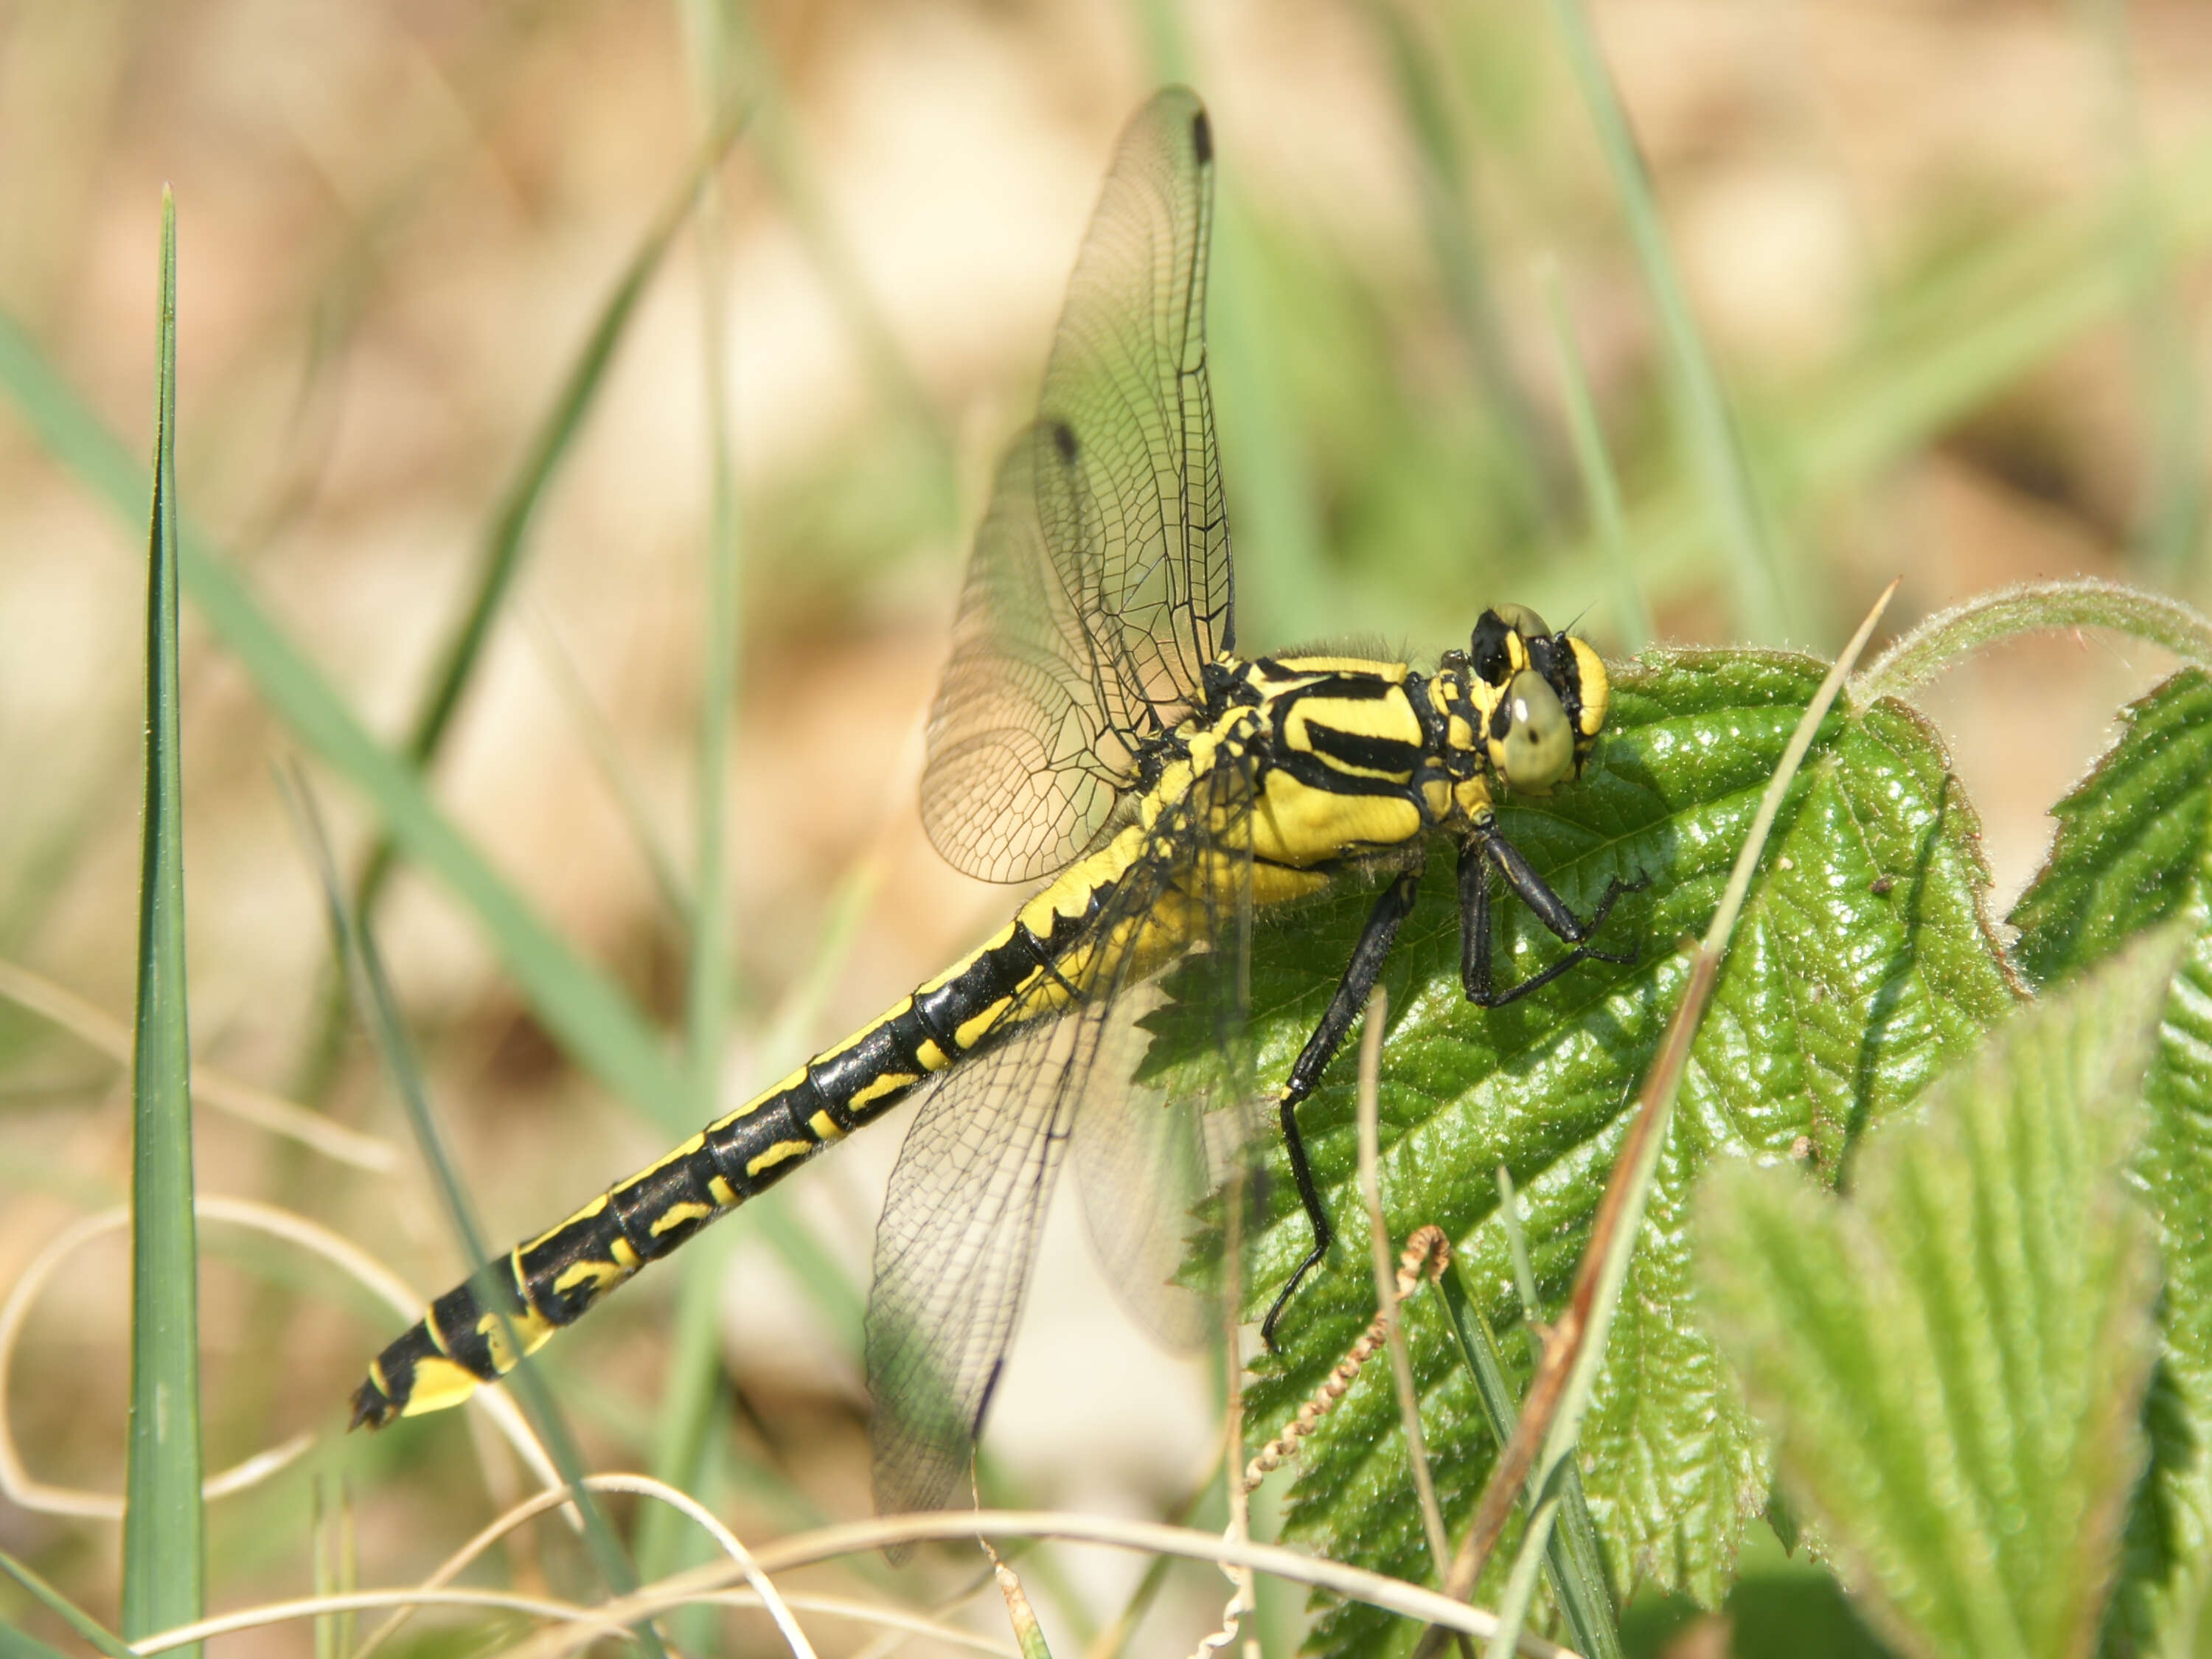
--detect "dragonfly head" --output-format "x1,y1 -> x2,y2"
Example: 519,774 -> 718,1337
1462,605 -> 1610,796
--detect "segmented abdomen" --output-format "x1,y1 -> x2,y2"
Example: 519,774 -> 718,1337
349,876 -> 1115,1428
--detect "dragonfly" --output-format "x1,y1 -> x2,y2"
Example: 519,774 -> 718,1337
351,86 -> 1630,1521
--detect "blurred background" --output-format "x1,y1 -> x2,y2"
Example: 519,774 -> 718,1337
0,1 -> 2207,1654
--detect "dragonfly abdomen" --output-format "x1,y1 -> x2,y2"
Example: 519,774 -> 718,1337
349,880 -> 1124,1429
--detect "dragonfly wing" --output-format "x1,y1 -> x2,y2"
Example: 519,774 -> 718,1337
922,88 -> 1228,884
1071,749 -> 1258,1352
921,429 -> 1131,886
865,998 -> 1105,1520
867,799 -> 1222,1517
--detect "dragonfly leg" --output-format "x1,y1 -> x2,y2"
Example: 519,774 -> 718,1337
1458,821 -> 1638,1008
1260,863 -> 1425,1352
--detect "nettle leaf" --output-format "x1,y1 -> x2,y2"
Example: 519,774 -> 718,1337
1697,929 -> 2173,1659
1184,649 -> 2015,1656
2008,669 -> 2212,1654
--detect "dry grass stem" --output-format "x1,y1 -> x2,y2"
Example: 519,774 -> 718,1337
484,1508 -> 1571,1659
350,1472 -> 805,1659
0,958 -> 398,1172
0,1197 -> 558,1518
1352,985 -> 1454,1585
1243,1225 -> 1450,1493
1413,582 -> 1901,1659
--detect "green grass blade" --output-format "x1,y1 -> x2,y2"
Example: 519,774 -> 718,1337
1482,125 -> 2212,640
286,777 -> 669,1659
1208,187 -> 1335,646
522,607 -> 693,931
345,102 -> 747,925
1540,266 -> 1651,653
121,189 -> 205,1658
640,0 -> 747,1606
1543,0 -> 1790,642
0,1624 -> 75,1659
0,1548 -> 138,1659
1431,1269 -> 1621,1659
296,98 -> 743,1102
2079,0 -> 2208,586
1371,2 -> 1561,539
1129,2 -> 1332,640
722,5 -> 957,535
0,311 -> 684,1111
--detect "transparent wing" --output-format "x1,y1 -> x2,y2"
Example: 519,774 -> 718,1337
864,1006 -> 1091,1522
1071,749 -> 1258,1352
922,87 -> 1231,885
866,768 -> 1251,1518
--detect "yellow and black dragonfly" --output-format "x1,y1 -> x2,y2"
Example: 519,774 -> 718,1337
352,87 -> 1630,1520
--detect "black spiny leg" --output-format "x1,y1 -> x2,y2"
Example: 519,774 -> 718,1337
1260,864 -> 1424,1352
1460,817 -> 1637,1008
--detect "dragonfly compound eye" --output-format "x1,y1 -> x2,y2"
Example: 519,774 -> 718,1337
1567,636 -> 1610,742
1491,669 -> 1574,793
1490,602 -> 1551,640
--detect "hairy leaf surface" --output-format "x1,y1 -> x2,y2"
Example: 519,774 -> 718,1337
1700,932 -> 2171,1659
1164,648 -> 2015,1655
2009,669 -> 2212,1655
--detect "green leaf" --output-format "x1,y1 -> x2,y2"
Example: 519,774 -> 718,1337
1207,649 -> 2014,1655
2009,671 -> 2212,987
122,189 -> 205,1657
2006,669 -> 2212,1652
1698,929 -> 2176,1659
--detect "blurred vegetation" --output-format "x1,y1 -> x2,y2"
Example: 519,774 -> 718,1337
1,1 -> 2208,1655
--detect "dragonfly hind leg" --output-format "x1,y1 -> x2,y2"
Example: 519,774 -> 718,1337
1259,864 -> 1423,1352
1458,820 -> 1640,1009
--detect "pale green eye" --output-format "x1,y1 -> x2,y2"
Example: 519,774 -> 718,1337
1495,669 -> 1573,792
1491,602 -> 1551,640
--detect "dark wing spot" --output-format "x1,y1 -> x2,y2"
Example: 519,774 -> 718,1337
972,1356 -> 1006,1436
1051,420 -> 1079,464
1192,109 -> 1213,165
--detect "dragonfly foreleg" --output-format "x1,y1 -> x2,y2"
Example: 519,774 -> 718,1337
1458,819 -> 1635,1008
1259,863 -> 1425,1352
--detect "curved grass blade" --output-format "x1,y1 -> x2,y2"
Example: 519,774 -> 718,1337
0,1625 -> 73,1659
121,189 -> 205,1659
0,1546 -> 138,1659
1370,2 -> 1562,541
1540,267 -> 1649,655
338,96 -> 751,939
0,310 -> 682,1113
1499,128 -> 2212,644
1541,0 -> 1788,642
1857,578 -> 2212,703
638,0 -> 747,1617
1430,1270 -> 1618,1659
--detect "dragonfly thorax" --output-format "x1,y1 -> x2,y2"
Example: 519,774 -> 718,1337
1159,607 -> 1611,872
